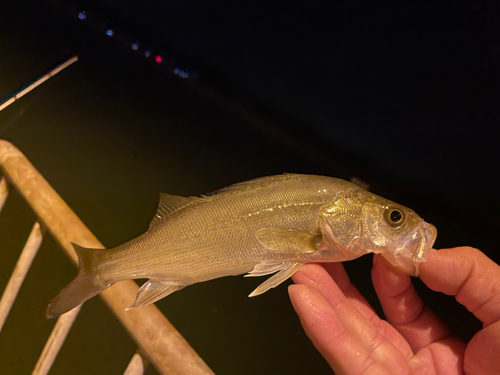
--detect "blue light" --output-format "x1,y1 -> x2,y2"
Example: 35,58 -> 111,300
77,11 -> 86,20
106,28 -> 114,37
174,66 -> 198,79
131,40 -> 139,50
173,68 -> 188,78
145,48 -> 151,58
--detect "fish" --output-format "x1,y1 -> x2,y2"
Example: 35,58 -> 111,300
46,174 -> 437,318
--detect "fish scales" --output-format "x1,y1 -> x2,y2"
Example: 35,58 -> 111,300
98,175 -> 352,280
46,174 -> 437,317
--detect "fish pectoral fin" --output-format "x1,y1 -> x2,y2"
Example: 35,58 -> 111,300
255,228 -> 320,254
248,262 -> 301,297
125,280 -> 182,310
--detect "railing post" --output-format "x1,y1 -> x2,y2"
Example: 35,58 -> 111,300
0,221 -> 45,333
31,306 -> 82,375
0,140 -> 215,375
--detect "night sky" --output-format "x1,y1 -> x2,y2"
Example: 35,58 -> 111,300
0,1 -> 499,374
42,0 -> 500,221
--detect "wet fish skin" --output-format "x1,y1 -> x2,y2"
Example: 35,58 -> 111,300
47,174 -> 436,317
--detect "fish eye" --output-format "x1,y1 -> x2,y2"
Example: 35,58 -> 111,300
384,206 -> 405,228
390,210 -> 402,222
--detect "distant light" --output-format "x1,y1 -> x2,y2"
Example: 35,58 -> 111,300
131,40 -> 139,50
155,55 -> 162,63
77,11 -> 87,20
174,66 -> 197,79
145,49 -> 151,58
173,67 -> 187,78
106,28 -> 114,37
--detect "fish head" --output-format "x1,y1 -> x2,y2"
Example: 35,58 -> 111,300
320,190 -> 437,276
360,198 -> 437,276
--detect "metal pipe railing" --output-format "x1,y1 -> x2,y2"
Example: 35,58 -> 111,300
0,221 -> 45,333
0,56 -> 78,112
0,177 -> 8,210
123,350 -> 149,375
0,139 -> 214,375
32,305 -> 82,375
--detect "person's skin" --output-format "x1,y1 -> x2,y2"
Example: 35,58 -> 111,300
289,247 -> 500,374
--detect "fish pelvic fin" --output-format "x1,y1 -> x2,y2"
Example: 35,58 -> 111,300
46,243 -> 112,318
248,262 -> 302,297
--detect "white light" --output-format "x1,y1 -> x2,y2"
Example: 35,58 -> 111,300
145,49 -> 151,58
131,41 -> 139,50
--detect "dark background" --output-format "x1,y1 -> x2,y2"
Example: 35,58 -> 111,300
0,1 -> 498,374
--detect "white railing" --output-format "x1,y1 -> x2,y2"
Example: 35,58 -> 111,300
0,140 -> 214,375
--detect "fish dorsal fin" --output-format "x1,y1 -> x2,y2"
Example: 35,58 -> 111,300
149,193 -> 199,229
248,262 -> 301,297
125,280 -> 182,310
255,228 -> 321,254
206,174 -> 300,196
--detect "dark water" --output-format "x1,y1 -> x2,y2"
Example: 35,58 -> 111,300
0,1 -> 498,374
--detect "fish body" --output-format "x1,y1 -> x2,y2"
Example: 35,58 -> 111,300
47,174 -> 437,317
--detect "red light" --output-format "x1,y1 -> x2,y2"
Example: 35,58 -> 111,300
155,55 -> 162,63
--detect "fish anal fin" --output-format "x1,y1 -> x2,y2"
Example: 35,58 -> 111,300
149,194 -> 199,229
248,262 -> 301,297
125,280 -> 182,310
256,228 -> 320,254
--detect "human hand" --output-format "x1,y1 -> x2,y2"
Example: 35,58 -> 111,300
289,247 -> 500,374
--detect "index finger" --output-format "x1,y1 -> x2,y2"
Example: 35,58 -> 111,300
420,247 -> 500,326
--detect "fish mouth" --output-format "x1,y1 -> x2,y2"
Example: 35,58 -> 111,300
381,221 -> 437,277
412,222 -> 437,262
403,221 -> 437,276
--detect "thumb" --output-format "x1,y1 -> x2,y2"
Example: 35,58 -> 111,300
419,247 -> 500,326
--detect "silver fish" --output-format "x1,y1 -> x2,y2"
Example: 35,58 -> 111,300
47,174 -> 437,317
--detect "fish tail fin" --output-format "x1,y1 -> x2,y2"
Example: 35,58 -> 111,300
46,243 -> 111,318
